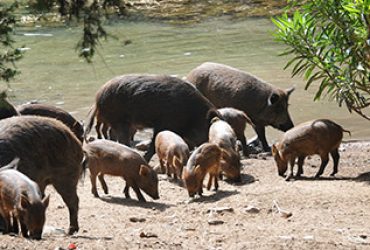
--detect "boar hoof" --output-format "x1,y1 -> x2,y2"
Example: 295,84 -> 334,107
284,175 -> 293,181
330,171 -> 337,177
68,226 -> 79,235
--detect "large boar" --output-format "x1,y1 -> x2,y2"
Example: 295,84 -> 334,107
83,139 -> 159,202
85,74 -> 220,161
155,130 -> 190,180
17,103 -> 84,142
208,118 -> 242,182
0,160 -> 50,240
272,119 -> 350,181
218,107 -> 253,156
0,116 -> 84,235
186,62 -> 294,152
182,143 -> 222,197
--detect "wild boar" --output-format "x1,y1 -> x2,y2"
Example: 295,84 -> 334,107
17,103 -> 84,142
208,118 -> 242,182
83,139 -> 159,202
186,62 -> 294,152
272,119 -> 350,181
218,107 -> 254,156
182,143 -> 222,197
155,130 -> 190,180
0,116 -> 84,235
85,74 -> 220,161
0,159 -> 50,240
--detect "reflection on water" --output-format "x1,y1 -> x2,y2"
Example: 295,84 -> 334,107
8,18 -> 369,141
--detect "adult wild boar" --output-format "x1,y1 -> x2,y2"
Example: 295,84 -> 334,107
85,74 -> 220,161
17,103 -> 84,142
83,139 -> 159,202
182,143 -> 222,197
272,119 -> 350,181
218,107 -> 253,156
0,159 -> 50,240
208,118 -> 242,182
186,62 -> 294,152
155,130 -> 190,180
0,116 -> 84,235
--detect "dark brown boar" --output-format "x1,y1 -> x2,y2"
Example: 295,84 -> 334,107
218,107 -> 254,156
0,160 -> 49,240
208,118 -> 242,182
85,74 -> 220,161
0,116 -> 84,235
182,143 -> 222,197
186,62 -> 294,152
155,130 -> 190,180
83,139 -> 159,202
17,103 -> 84,142
272,119 -> 350,181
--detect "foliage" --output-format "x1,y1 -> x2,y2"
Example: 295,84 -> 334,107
0,1 -> 24,83
272,0 -> 370,120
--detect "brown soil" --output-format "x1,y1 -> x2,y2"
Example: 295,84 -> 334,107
1,140 -> 370,249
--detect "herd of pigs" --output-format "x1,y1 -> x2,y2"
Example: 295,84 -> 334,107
0,62 -> 350,240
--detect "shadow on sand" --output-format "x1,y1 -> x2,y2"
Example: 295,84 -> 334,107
99,195 -> 172,211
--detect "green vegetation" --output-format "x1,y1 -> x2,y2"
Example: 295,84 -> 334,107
273,0 -> 370,120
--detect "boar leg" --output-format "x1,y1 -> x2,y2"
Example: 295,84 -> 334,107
255,125 -> 271,152
285,157 -> 296,181
89,171 -> 99,197
95,121 -> 103,139
315,154 -> 329,178
238,134 -> 249,157
1,212 -> 11,234
11,214 -> 19,234
207,174 -> 213,190
296,156 -> 305,177
98,173 -> 108,194
53,182 -> 80,235
19,220 -> 28,238
330,149 -> 340,176
132,184 -> 146,202
123,184 -> 131,199
144,130 -> 159,162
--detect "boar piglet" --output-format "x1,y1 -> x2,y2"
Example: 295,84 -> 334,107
182,143 -> 222,197
155,130 -> 190,180
209,118 -> 242,182
0,159 -> 49,240
272,119 -> 350,181
218,107 -> 254,156
83,139 -> 159,202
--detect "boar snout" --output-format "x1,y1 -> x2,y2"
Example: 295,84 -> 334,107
277,118 -> 294,132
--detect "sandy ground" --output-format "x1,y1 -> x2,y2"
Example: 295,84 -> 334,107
0,140 -> 370,250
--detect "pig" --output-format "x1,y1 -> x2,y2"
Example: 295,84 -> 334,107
83,139 -> 159,202
186,62 -> 295,152
0,159 -> 50,240
217,107 -> 254,156
208,118 -> 242,182
155,130 -> 190,180
271,119 -> 350,181
182,143 -> 222,197
17,103 -> 84,142
0,116 -> 84,235
85,74 -> 220,162
0,92 -> 19,120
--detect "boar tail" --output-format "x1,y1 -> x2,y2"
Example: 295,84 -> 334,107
342,128 -> 351,137
84,104 -> 97,142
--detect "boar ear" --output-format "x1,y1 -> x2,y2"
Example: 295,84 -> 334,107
267,93 -> 279,106
271,144 -> 278,155
139,165 -> 150,177
286,87 -> 295,97
42,194 -> 50,208
194,164 -> 201,174
207,109 -> 221,123
20,195 -> 31,210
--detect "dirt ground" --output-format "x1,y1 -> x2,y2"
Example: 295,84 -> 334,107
0,139 -> 370,250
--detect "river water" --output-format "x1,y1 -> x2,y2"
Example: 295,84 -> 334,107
8,17 -> 369,142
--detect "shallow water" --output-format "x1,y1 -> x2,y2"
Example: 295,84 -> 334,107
7,17 -> 370,142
